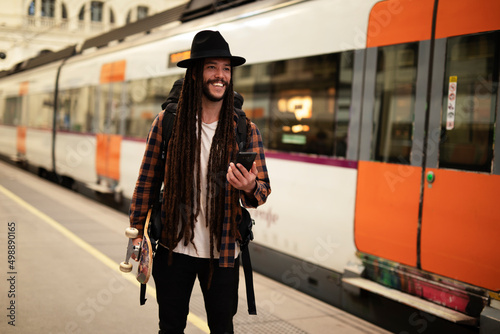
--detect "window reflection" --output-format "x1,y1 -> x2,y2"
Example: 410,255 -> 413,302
27,93 -> 53,129
3,97 -> 22,126
57,87 -> 93,133
125,76 -> 182,139
234,51 -> 353,158
96,83 -> 124,134
373,43 -> 418,164
439,32 -> 498,173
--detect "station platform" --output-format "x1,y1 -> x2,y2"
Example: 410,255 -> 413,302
0,160 -> 390,334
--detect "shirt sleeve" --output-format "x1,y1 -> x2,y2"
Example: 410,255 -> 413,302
129,112 -> 165,236
240,121 -> 271,208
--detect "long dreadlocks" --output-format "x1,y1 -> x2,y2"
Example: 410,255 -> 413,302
162,60 -> 241,265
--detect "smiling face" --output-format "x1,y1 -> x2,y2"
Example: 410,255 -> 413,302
202,58 -> 232,102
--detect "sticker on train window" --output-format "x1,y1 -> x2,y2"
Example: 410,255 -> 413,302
446,76 -> 457,130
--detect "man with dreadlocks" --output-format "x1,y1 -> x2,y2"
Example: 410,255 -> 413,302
129,30 -> 271,334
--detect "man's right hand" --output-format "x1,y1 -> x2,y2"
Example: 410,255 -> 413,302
131,237 -> 142,261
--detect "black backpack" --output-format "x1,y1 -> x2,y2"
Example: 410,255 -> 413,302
145,79 -> 256,314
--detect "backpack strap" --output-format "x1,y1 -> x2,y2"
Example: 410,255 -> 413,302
161,106 -> 177,160
140,283 -> 147,305
234,110 -> 258,314
240,207 -> 256,314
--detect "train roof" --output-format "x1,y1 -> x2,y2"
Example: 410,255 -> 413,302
0,0 -> 261,78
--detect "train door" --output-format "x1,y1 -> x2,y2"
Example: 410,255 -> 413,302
420,30 -> 500,292
353,0 -> 500,305
4,94 -> 26,160
95,60 -> 126,194
354,42 -> 423,266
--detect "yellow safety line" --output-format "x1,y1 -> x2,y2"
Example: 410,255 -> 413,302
0,184 -> 210,333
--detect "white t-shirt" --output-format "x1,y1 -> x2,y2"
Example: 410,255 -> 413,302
173,120 -> 240,259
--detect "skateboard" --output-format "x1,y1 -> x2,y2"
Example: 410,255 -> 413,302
119,208 -> 154,284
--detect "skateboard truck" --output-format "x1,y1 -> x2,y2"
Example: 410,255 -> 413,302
119,209 -> 155,305
119,227 -> 140,273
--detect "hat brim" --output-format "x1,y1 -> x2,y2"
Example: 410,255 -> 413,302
177,55 -> 246,68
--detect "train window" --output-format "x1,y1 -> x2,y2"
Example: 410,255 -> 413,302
3,97 -> 22,126
27,93 -> 53,129
92,86 -> 104,133
233,63 -> 271,141
439,32 -> 499,173
372,43 -> 418,164
125,76 -> 181,139
270,56 -> 334,155
234,51 -> 354,157
335,52 -> 354,157
95,83 -> 125,135
238,65 -> 251,79
58,88 -> 93,133
57,91 -> 70,131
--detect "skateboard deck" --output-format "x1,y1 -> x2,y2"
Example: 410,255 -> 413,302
136,208 -> 153,284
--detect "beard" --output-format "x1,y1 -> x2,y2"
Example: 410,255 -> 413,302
202,79 -> 228,102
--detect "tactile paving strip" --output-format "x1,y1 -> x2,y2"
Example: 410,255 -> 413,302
189,293 -> 309,333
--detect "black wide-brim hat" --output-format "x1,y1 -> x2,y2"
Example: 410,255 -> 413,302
177,30 -> 246,68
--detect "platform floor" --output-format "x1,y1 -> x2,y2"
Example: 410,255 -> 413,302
0,160 -> 390,334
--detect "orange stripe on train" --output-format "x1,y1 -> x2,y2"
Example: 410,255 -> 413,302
96,134 -> 121,181
367,0 -> 500,48
100,60 -> 126,84
17,126 -> 26,155
367,0 -> 434,48
435,0 -> 500,39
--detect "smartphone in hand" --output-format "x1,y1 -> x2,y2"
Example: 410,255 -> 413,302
235,152 -> 257,171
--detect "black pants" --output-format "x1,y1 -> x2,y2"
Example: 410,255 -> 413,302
152,247 -> 240,334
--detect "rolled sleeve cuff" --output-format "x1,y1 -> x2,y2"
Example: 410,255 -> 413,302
241,180 -> 269,208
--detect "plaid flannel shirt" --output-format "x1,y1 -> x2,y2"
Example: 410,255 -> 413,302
129,110 -> 271,268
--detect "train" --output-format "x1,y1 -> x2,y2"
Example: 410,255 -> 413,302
0,0 -> 499,332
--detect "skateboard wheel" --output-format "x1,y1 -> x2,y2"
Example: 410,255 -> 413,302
119,261 -> 133,273
125,227 -> 139,238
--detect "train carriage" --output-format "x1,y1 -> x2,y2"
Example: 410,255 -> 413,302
0,0 -> 498,332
